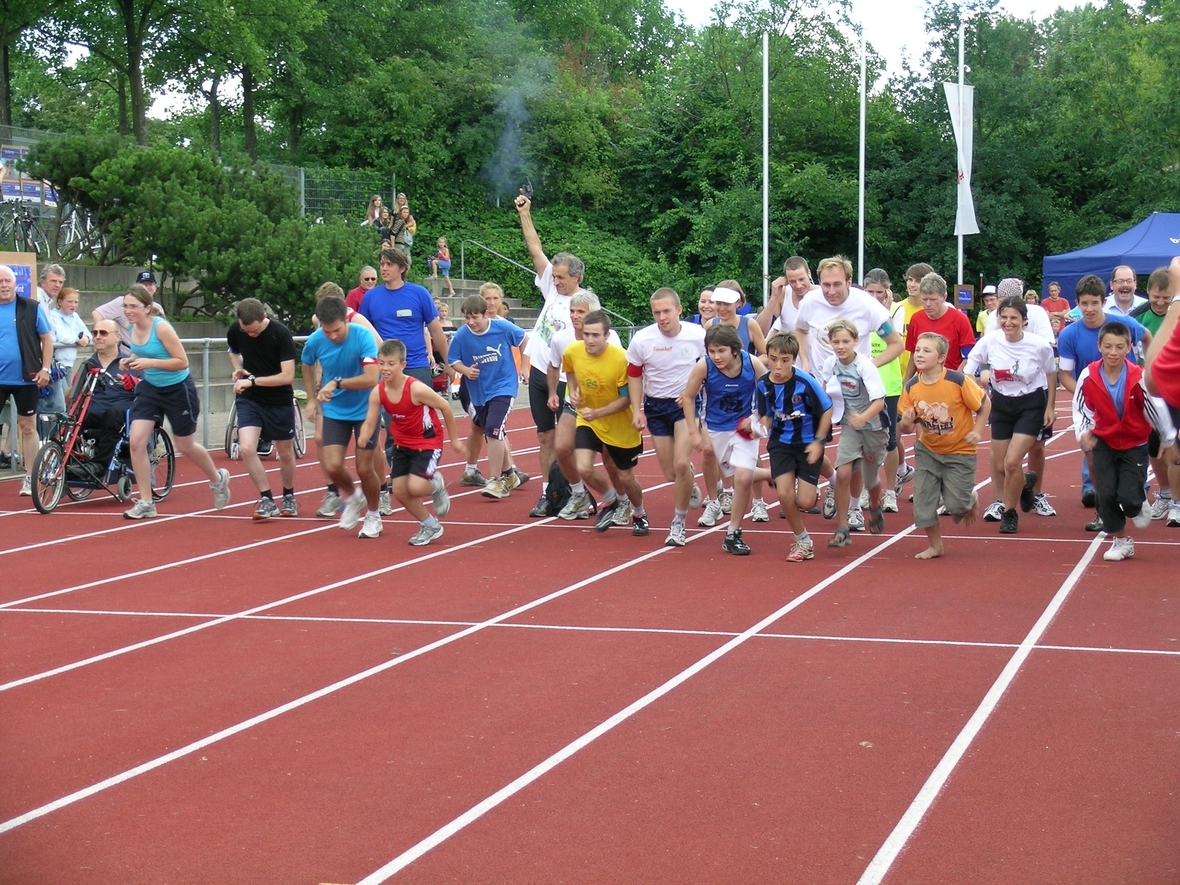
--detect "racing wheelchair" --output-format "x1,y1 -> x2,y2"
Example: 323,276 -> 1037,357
223,390 -> 307,461
29,367 -> 175,514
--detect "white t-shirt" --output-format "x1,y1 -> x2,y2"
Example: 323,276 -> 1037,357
964,330 -> 1056,397
820,351 -> 886,428
625,322 -> 706,399
548,326 -> 621,383
984,302 -> 1056,344
795,287 -> 892,370
523,262 -> 573,366
770,285 -> 820,335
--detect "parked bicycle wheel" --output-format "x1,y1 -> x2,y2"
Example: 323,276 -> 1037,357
292,400 -> 307,459
31,440 -> 66,514
150,427 -> 176,501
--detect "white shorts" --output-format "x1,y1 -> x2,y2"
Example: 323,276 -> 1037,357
709,428 -> 760,475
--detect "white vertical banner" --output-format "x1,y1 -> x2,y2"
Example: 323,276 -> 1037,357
943,81 -> 980,237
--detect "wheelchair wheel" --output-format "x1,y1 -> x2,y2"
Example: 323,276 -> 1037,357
31,441 -> 66,514
115,475 -> 133,502
65,477 -> 95,501
149,427 -> 176,501
292,400 -> 307,459
223,400 -> 239,459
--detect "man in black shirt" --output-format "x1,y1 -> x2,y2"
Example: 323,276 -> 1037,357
226,298 -> 298,519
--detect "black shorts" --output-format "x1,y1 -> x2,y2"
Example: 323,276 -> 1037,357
0,384 -> 38,418
574,424 -> 643,471
235,397 -> 295,441
473,395 -> 512,440
321,416 -> 377,450
989,388 -> 1048,441
643,396 -> 685,437
389,445 -> 441,480
129,376 -> 201,438
883,394 -> 899,452
768,440 -> 822,487
529,366 -> 557,433
458,375 -> 472,414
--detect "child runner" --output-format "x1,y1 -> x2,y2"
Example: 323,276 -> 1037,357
755,331 -> 833,562
898,331 -> 990,560
447,293 -> 527,501
820,319 -> 888,547
359,339 -> 464,545
1073,321 -> 1177,561
682,324 -> 769,555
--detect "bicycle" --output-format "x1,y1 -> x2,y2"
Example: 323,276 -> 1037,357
0,199 -> 50,256
223,391 -> 308,461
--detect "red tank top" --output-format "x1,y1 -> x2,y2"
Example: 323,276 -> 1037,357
379,376 -> 441,449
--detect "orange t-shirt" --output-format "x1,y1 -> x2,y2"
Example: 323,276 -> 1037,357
899,368 -> 986,455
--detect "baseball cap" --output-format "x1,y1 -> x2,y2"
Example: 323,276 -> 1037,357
982,284 -> 997,295
710,286 -> 741,304
136,271 -> 157,285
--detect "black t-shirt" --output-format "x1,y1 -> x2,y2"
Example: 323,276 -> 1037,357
72,351 -> 140,413
226,319 -> 296,407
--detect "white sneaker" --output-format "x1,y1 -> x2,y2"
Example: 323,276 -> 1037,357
19,474 -> 31,496
748,498 -> 769,522
123,498 -> 157,519
210,468 -> 232,510
379,489 -> 394,516
982,499 -> 1005,522
1033,493 -> 1057,517
431,473 -> 450,517
1103,536 -> 1135,561
480,476 -> 510,499
821,487 -> 837,519
664,521 -> 687,547
698,498 -> 723,527
718,491 -> 733,514
1169,500 -> 1180,528
316,491 -> 343,517
339,489 -> 365,530
894,463 -> 914,494
358,512 -> 383,538
688,483 -> 702,509
847,506 -> 865,531
858,489 -> 870,509
1131,502 -> 1153,530
882,489 -> 899,513
611,499 -> 633,526
409,521 -> 444,546
558,490 -> 593,520
1150,495 -> 1172,520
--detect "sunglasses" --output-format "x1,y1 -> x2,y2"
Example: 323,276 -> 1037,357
93,330 -> 112,337
362,276 -> 377,282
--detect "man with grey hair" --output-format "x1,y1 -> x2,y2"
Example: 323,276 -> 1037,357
516,192 -> 581,516
36,263 -> 65,312
0,264 -> 53,495
903,272 -> 976,381
346,265 -> 378,311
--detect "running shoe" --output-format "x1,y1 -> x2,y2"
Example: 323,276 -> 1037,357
718,491 -> 733,515
253,497 -> 279,520
1081,489 -> 1097,508
1033,493 -> 1056,517
529,494 -> 551,518
1085,514 -> 1104,532
211,468 -> 232,510
339,489 -> 365,530
858,489 -> 870,509
459,469 -> 487,487
316,491 -> 343,517
631,514 -> 650,536
749,499 -> 770,522
882,489 -> 899,513
379,489 -> 394,516
595,499 -> 620,532
722,529 -> 750,555
612,500 -> 633,526
280,493 -> 298,517
894,463 -> 914,494
409,522 -> 444,546
688,483 -> 702,509
698,499 -> 723,527
511,467 -> 530,486
1103,536 -> 1134,561
481,476 -> 510,499
821,487 -> 836,519
1019,471 -> 1038,513
19,474 -> 31,496
558,490 -> 593,521
847,506 -> 865,532
665,521 -> 687,547
124,499 -> 158,519
982,499 -> 1005,522
1150,495 -> 1172,520
1131,502 -> 1153,530
504,469 -> 523,492
358,512 -> 383,539
431,473 -> 450,517
786,540 -> 814,562
1168,501 -> 1180,527
999,508 -> 1019,534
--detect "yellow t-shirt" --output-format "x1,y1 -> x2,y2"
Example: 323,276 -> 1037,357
897,300 -> 924,377
898,368 -> 986,455
562,341 -> 641,448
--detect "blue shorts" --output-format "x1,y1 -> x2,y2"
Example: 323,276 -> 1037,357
235,397 -> 295,441
643,396 -> 685,437
129,376 -> 200,438
434,258 -> 451,277
473,395 -> 513,440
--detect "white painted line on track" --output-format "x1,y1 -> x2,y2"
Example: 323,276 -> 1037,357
854,532 -> 1106,885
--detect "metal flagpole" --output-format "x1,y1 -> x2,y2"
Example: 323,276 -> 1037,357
957,23 -> 965,286
858,29 -> 866,285
763,31 -> 770,307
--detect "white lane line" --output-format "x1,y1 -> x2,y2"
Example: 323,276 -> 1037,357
352,528 -> 918,884
854,533 -> 1106,885
0,537 -> 686,835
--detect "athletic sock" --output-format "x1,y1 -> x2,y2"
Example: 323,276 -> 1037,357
723,486 -> 734,496
463,464 -> 478,476
570,481 -> 585,495
327,483 -> 339,495
632,504 -> 646,518
796,530 -> 811,545
674,508 -> 687,522
423,515 -> 439,527
261,490 -> 274,500
381,482 -> 390,493
603,489 -> 618,505
283,487 -> 294,497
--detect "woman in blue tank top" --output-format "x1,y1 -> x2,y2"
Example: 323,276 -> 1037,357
705,279 -> 767,357
121,284 -> 231,519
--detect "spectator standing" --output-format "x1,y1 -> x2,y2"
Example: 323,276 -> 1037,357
346,266 -> 378,311
36,263 -> 65,313
0,264 -> 52,495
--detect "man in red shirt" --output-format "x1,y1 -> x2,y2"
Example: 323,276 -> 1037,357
903,271 -> 976,380
345,265 -> 378,311
1041,280 -> 1072,334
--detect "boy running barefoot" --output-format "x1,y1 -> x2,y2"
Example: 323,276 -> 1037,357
754,332 -> 833,562
359,339 -> 465,545
820,319 -> 889,547
682,324 -> 769,555
898,332 -> 990,559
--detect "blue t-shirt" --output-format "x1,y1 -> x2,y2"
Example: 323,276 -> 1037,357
448,318 -> 525,406
755,368 -> 832,446
358,282 -> 438,369
0,298 -> 51,385
301,324 -> 378,421
1057,315 -> 1148,378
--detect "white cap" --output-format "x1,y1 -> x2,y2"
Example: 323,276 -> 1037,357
710,286 -> 741,304
982,284 -> 997,295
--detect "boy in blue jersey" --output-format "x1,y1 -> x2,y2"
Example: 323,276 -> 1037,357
301,296 -> 382,537
755,331 -> 833,562
449,294 -> 527,500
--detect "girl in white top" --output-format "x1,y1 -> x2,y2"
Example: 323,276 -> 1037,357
965,296 -> 1057,531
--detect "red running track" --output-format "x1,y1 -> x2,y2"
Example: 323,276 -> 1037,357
1,400 -> 1178,884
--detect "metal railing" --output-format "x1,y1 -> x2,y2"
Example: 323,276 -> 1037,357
459,238 -> 534,281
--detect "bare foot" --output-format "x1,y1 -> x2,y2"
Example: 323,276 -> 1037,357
954,492 -> 980,527
914,545 -> 944,560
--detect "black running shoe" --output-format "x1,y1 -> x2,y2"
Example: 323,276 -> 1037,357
1020,471 -> 1037,513
631,514 -> 650,536
999,508 -> 1019,534
594,500 -> 620,532
722,529 -> 751,555
1081,489 -> 1096,508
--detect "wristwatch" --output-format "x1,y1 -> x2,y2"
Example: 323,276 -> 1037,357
332,376 -> 343,387
248,374 -> 256,386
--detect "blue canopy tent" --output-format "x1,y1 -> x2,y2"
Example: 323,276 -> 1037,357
1041,212 -> 1180,304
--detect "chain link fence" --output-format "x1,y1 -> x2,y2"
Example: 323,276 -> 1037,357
268,164 -> 397,222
